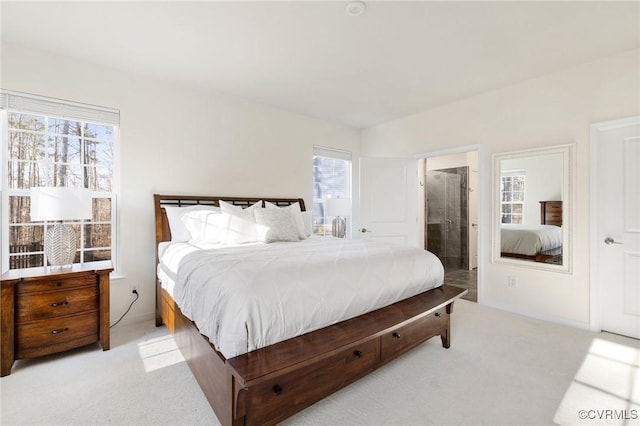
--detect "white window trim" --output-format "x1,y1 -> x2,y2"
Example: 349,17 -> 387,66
0,90 -> 119,126
313,145 -> 352,162
1,109 -> 7,272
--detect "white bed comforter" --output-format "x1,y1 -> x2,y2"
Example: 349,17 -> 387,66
158,238 -> 444,358
500,224 -> 562,256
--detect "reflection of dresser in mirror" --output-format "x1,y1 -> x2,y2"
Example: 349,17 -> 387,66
539,200 -> 563,264
540,201 -> 562,226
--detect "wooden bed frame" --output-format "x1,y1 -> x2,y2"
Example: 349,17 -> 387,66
500,250 -> 559,263
154,194 -> 466,425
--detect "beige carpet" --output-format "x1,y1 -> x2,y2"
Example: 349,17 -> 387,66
1,300 -> 638,425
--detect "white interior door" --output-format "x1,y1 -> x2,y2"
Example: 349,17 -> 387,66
360,157 -> 418,246
594,117 -> 640,339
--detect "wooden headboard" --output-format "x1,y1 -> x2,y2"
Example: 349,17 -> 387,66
153,194 -> 306,247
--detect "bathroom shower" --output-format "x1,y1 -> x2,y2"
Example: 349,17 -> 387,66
425,166 -> 469,271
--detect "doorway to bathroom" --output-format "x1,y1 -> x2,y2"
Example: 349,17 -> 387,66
423,151 -> 478,302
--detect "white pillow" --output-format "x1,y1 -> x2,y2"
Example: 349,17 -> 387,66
254,207 -> 300,243
301,211 -> 313,237
182,208 -> 227,243
265,201 -> 307,240
219,200 -> 262,244
164,205 -> 216,242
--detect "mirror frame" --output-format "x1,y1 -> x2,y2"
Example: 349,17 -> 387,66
492,144 -> 574,273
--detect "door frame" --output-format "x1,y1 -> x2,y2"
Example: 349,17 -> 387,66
589,116 -> 640,332
416,144 -> 484,303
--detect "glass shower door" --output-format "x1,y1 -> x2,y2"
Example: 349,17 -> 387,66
425,167 -> 469,271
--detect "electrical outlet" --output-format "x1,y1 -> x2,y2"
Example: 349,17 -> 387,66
507,276 -> 518,287
130,283 -> 137,293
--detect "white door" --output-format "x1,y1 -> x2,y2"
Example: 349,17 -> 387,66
594,117 -> 640,339
360,157 -> 419,246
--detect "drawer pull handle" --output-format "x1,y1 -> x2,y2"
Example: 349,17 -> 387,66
50,328 -> 69,335
51,301 -> 69,307
435,312 -> 441,317
56,281 -> 63,287
273,385 -> 283,396
392,332 -> 401,339
353,350 -> 363,358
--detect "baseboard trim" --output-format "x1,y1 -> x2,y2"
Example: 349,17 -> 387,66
480,301 -> 593,332
111,311 -> 155,328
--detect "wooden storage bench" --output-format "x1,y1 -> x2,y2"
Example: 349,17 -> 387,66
160,284 -> 466,425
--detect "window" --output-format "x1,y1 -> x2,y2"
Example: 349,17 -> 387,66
312,146 -> 352,236
500,171 -> 525,224
1,91 -> 119,271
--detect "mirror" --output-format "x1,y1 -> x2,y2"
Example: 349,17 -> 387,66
493,144 -> 573,273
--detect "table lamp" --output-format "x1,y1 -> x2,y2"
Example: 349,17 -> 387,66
30,187 -> 92,267
325,197 -> 351,238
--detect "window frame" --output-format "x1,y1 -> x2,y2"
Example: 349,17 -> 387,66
0,91 -> 120,273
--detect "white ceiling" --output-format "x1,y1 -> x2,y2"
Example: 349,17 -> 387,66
2,1 -> 639,128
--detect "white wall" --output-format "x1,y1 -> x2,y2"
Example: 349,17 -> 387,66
426,152 -> 468,170
362,49 -> 640,328
1,43 -> 360,326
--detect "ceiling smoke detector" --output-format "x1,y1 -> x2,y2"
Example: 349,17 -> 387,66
345,1 -> 366,17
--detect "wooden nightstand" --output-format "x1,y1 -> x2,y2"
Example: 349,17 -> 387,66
1,261 -> 112,376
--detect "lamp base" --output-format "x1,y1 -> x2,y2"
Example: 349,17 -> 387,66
45,224 -> 77,266
332,217 -> 346,238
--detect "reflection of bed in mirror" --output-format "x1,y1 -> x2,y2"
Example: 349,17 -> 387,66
500,201 -> 562,263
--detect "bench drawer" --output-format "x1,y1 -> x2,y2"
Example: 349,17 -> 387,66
381,306 -> 448,362
245,338 -> 378,425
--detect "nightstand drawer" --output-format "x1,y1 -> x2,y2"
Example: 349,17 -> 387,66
16,287 -> 98,323
16,275 -> 97,294
16,312 -> 98,359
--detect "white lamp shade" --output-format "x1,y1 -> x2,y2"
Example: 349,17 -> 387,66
325,197 -> 351,217
30,187 -> 93,221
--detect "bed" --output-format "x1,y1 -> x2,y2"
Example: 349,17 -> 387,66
500,223 -> 562,261
154,194 -> 467,425
500,200 -> 563,263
